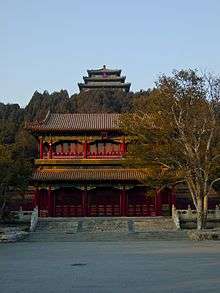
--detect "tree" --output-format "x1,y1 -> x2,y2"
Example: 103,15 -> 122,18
0,140 -> 33,219
0,144 -> 14,217
0,103 -> 24,144
72,89 -> 133,113
121,69 -> 220,230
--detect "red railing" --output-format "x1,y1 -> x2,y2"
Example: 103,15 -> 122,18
87,151 -> 122,159
42,151 -> 123,160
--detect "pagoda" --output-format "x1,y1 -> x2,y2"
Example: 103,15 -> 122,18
78,65 -> 131,92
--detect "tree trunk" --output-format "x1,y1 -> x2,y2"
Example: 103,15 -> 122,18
203,195 -> 208,229
197,198 -> 204,230
0,185 -> 6,220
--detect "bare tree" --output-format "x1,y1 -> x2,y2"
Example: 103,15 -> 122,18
121,70 -> 220,229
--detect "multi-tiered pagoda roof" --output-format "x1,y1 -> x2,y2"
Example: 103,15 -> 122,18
78,65 -> 131,92
26,113 -> 121,133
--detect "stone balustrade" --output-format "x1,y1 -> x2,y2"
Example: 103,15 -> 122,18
172,205 -> 181,229
11,207 -> 33,222
177,205 -> 220,220
30,207 -> 39,232
11,207 -> 39,231
172,204 -> 220,228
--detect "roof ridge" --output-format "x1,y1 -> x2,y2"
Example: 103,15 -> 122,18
50,113 -> 120,115
37,168 -> 144,172
32,168 -> 147,182
42,110 -> 51,123
26,112 -> 121,131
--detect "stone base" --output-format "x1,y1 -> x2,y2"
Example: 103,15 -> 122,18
187,230 -> 219,241
0,227 -> 28,243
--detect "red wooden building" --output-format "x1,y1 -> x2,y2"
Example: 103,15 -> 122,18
26,113 -> 176,217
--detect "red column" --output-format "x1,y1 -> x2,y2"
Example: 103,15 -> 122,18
120,138 -> 126,155
61,188 -> 64,217
87,143 -> 90,154
36,140 -> 39,158
171,186 -> 176,207
33,188 -> 39,208
48,186 -> 51,217
82,187 -> 88,216
120,143 -> 123,154
120,188 -> 126,216
50,188 -> 55,217
83,140 -> 87,158
40,137 -> 43,159
122,137 -> 126,154
123,142 -> 126,154
49,143 -> 53,159
103,142 -> 106,155
155,189 -> 162,216
74,142 -> 78,154
124,188 -> 127,216
96,142 -> 98,155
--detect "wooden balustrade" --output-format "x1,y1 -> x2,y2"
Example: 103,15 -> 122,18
42,151 -> 123,159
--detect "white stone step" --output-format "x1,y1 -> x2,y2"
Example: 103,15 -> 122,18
24,217 -> 185,242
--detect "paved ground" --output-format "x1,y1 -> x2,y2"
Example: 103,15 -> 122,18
1,241 -> 220,293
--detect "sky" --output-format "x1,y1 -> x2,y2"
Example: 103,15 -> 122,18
0,0 -> 220,107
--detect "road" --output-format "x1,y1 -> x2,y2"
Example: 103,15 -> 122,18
1,240 -> 220,293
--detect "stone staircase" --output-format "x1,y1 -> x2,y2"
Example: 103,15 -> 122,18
26,217 -> 188,242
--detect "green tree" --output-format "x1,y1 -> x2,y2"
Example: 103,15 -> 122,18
0,140 -> 33,219
72,89 -> 133,113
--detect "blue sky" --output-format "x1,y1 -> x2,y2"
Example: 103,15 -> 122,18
1,0 -> 220,107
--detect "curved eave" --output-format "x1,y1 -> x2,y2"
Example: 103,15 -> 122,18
31,168 -> 147,183
78,83 -> 131,90
87,70 -> 121,77
26,127 -> 122,134
83,76 -> 126,83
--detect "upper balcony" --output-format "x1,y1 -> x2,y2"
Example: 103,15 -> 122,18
42,151 -> 123,160
37,139 -> 127,162
35,150 -> 124,166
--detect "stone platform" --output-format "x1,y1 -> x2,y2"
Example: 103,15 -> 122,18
26,217 -> 188,242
